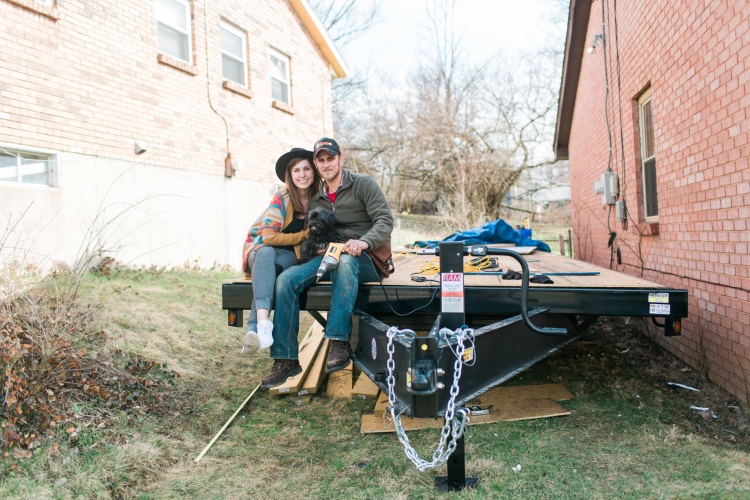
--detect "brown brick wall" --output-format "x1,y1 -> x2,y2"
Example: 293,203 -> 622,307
568,0 -> 750,401
0,0 -> 334,183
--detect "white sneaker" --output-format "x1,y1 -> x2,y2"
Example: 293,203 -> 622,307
241,330 -> 260,355
257,319 -> 274,350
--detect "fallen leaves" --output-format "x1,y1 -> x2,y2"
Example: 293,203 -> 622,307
2,281 -> 175,451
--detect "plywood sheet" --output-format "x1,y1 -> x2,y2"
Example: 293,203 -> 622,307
361,398 -> 569,434
361,383 -> 572,434
227,251 -> 666,290
372,251 -> 666,289
469,383 -> 573,406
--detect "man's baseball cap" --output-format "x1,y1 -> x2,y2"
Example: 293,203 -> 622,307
313,137 -> 341,157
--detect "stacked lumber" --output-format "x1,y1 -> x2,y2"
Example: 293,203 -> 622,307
269,318 -> 383,403
269,320 -> 327,398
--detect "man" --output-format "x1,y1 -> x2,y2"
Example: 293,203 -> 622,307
261,137 -> 394,389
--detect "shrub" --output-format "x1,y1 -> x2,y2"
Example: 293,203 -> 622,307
1,266 -> 170,451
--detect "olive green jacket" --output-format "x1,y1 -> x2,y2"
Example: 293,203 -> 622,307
310,169 -> 393,250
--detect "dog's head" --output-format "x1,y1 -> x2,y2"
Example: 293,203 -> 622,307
304,208 -> 337,236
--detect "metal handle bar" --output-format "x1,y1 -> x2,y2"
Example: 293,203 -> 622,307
418,245 -> 568,337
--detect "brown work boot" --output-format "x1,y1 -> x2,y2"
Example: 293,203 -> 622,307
261,359 -> 302,389
326,340 -> 352,373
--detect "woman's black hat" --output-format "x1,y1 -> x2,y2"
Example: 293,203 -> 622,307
275,148 -> 313,182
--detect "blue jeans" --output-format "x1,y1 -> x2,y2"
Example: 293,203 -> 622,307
246,246 -> 297,332
270,253 -> 381,360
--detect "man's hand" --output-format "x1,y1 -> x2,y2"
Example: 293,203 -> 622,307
344,239 -> 369,257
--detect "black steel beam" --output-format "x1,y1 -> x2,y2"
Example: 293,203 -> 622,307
223,282 -> 689,319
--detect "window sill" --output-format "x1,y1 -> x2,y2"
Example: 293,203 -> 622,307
272,100 -> 294,115
0,180 -> 59,190
157,53 -> 198,76
638,222 -> 659,235
6,0 -> 59,20
223,80 -> 254,99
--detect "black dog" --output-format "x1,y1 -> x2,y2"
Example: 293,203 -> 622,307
296,208 -> 338,264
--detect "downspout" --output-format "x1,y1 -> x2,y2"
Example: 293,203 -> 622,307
203,0 -> 233,177
203,0 -> 234,267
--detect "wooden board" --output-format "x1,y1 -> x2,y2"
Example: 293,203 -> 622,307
361,398 -> 570,434
372,251 -> 666,289
226,251 -> 668,290
288,394 -> 313,406
269,323 -> 325,395
297,339 -> 329,396
326,361 -> 353,399
298,312 -> 326,351
373,390 -> 389,413
361,383 -> 573,434
469,383 -> 573,405
352,372 -> 380,399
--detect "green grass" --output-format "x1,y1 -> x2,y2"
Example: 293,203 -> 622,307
1,270 -> 748,499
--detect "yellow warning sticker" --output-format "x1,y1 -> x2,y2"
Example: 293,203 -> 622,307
648,293 -> 669,303
463,347 -> 474,363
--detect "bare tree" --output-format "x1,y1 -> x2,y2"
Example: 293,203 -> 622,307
343,1 -> 565,229
310,0 -> 380,48
310,0 -> 381,127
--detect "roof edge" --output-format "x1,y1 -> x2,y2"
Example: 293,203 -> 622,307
289,0 -> 349,79
553,0 -> 592,160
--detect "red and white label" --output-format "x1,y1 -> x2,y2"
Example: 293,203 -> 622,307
441,272 -> 464,313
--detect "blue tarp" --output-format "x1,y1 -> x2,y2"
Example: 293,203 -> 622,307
412,219 -> 551,252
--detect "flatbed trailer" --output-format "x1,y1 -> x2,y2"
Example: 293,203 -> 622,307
222,243 -> 688,490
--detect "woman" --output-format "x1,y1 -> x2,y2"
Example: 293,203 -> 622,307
240,148 -> 320,354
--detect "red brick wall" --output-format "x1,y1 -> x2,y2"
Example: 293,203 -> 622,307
568,0 -> 750,401
0,0 -> 334,183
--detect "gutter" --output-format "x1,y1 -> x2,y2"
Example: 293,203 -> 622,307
288,0 -> 350,79
553,0 -> 593,160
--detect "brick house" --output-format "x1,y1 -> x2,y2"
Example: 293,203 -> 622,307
555,1 -> 750,401
0,0 -> 346,268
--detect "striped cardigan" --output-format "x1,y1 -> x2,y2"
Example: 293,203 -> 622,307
241,188 -> 308,277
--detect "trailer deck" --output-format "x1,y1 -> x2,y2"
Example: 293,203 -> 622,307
223,247 -> 688,329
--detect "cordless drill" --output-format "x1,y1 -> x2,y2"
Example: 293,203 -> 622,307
316,242 -> 345,283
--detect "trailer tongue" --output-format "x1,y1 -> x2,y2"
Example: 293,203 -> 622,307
351,242 -> 585,490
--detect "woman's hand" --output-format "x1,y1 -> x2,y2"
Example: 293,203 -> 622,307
344,239 -> 369,257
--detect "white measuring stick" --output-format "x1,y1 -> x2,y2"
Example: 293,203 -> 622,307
194,383 -> 261,463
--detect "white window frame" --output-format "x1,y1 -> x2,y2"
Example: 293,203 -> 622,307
155,0 -> 193,63
0,144 -> 60,188
638,87 -> 658,221
270,48 -> 291,105
220,21 -> 248,87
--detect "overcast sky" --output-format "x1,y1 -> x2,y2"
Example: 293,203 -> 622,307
340,0 -> 566,81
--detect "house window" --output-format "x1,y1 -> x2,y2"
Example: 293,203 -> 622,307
270,49 -> 291,105
0,146 -> 58,187
156,0 -> 192,63
221,22 -> 247,87
638,88 -> 658,220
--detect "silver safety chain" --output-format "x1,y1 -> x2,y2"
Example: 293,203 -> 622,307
385,325 -> 473,472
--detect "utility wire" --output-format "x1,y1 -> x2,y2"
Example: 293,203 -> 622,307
612,0 -> 628,230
